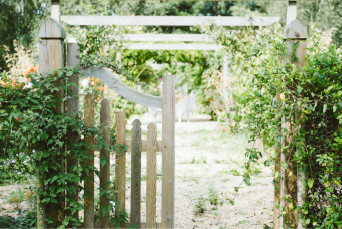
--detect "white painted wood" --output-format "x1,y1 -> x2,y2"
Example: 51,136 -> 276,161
81,67 -> 162,108
122,43 -> 218,51
161,74 -> 175,228
61,16 -> 280,26
113,34 -> 214,42
51,4 -> 60,22
286,1 -> 297,25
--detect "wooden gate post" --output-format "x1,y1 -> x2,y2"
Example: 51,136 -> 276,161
38,18 -> 66,228
281,19 -> 308,228
274,2 -> 299,228
66,40 -> 80,221
161,73 -> 175,228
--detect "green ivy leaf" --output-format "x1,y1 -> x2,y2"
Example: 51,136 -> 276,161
308,178 -> 314,189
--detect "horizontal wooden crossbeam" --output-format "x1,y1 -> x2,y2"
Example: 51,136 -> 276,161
126,139 -> 162,152
81,67 -> 163,108
113,33 -> 214,42
61,16 -> 280,26
122,43 -> 218,50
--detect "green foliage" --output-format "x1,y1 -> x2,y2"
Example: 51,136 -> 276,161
0,212 -> 36,229
208,188 -> 219,206
0,0 -> 48,71
0,63 -> 127,227
225,30 -> 342,227
194,196 -> 206,215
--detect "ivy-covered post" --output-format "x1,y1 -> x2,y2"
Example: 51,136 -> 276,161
66,40 -> 80,222
38,18 -> 66,227
282,19 -> 308,228
274,2 -> 298,228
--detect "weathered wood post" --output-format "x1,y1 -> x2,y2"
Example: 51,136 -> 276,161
161,73 -> 175,228
131,119 -> 142,227
274,1 -> 298,228
66,40 -> 80,221
282,19 -> 308,228
84,94 -> 95,228
38,18 -> 66,228
100,98 -> 111,228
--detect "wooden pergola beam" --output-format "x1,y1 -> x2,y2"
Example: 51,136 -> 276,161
121,43 -> 219,51
60,16 -> 280,26
113,34 -> 214,42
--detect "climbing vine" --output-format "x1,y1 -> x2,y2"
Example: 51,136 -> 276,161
206,23 -> 342,228
0,56 -> 133,227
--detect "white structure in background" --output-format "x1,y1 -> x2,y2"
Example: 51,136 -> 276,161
176,91 -> 196,123
148,91 -> 196,123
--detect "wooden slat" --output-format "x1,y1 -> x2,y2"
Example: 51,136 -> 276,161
161,74 -> 175,228
122,43 -> 218,51
131,119 -> 142,227
146,123 -> 157,229
81,67 -> 162,108
100,98 -> 111,228
125,140 -> 162,152
84,94 -> 95,228
115,111 -> 126,218
61,16 -> 280,26
66,41 -> 79,221
113,33 -> 213,42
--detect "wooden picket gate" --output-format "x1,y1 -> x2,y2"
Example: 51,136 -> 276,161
38,18 -> 175,228
83,98 -> 163,228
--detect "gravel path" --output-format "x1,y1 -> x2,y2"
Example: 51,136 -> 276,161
0,116 -> 274,228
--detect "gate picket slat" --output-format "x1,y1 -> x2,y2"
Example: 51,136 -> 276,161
131,119 -> 142,226
146,123 -> 157,229
100,99 -> 111,228
115,111 -> 126,218
84,94 -> 95,228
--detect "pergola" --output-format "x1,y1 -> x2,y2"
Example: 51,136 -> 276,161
48,1 -> 300,228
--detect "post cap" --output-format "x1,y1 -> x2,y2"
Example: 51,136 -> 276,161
39,18 -> 66,39
283,19 -> 307,40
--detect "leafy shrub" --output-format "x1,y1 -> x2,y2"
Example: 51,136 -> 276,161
0,66 -> 123,227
